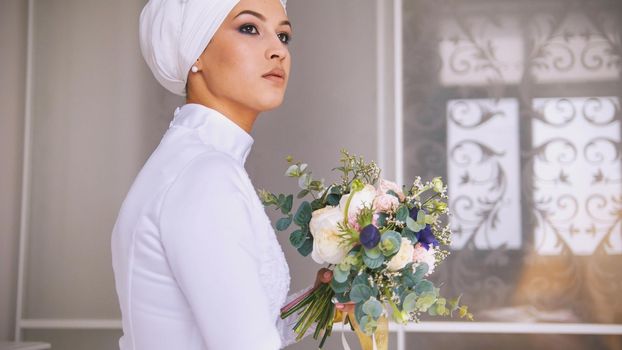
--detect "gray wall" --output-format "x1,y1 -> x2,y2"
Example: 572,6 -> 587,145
0,0 -> 28,342
0,0 -> 381,348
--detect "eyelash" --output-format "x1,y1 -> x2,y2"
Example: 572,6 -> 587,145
239,24 -> 292,45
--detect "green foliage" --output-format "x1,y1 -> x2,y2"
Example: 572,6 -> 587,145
349,284 -> 373,303
402,227 -> 417,243
363,246 -> 382,259
297,236 -> 313,256
402,292 -> 417,312
413,262 -> 429,281
400,263 -> 421,288
396,205 -> 409,222
415,292 -> 437,312
415,280 -> 434,294
333,265 -> 350,283
334,149 -> 381,190
362,254 -> 384,269
376,212 -> 388,227
293,201 -> 312,227
289,229 -> 307,248
406,216 -> 426,233
362,297 -> 383,319
331,277 -> 350,294
269,155 -> 471,349
276,216 -> 292,231
379,231 -> 402,256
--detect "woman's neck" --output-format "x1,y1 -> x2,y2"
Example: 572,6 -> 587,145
185,97 -> 258,134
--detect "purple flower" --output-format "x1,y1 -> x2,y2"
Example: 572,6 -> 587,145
360,224 -> 381,249
416,224 -> 439,250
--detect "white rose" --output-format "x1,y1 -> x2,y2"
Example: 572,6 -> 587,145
309,206 -> 350,264
386,238 -> 415,271
412,243 -> 436,275
339,184 -> 377,216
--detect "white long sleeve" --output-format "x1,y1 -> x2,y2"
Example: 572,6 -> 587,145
112,103 -> 293,350
160,152 -> 282,349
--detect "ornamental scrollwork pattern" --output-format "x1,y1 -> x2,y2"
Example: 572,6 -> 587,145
402,0 -> 622,332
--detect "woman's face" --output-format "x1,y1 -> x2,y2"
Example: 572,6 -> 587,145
194,0 -> 292,114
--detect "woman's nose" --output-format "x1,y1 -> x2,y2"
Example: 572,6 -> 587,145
265,35 -> 288,61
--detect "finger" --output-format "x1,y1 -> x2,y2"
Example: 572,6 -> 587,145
321,270 -> 332,283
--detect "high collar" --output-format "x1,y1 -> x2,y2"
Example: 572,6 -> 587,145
169,103 -> 254,165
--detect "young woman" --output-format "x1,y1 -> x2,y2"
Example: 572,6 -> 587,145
111,0 -> 343,349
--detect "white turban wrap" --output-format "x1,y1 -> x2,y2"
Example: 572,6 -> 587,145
139,0 -> 287,96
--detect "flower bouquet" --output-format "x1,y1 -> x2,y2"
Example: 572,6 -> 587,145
259,150 -> 472,349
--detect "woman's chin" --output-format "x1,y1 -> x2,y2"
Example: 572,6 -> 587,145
254,95 -> 285,112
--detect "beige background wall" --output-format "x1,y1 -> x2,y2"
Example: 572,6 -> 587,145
0,0 -> 385,348
0,0 -> 28,342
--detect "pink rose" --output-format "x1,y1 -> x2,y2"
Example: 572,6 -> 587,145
376,178 -> 405,201
373,194 -> 399,213
412,243 -> 436,275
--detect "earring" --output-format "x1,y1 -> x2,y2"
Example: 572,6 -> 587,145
191,66 -> 199,73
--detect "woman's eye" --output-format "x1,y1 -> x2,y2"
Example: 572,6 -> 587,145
278,32 -> 291,44
239,24 -> 258,34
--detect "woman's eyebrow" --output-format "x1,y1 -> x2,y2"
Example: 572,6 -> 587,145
234,9 -> 292,28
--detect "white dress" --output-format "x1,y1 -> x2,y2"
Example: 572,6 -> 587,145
111,103 -> 311,350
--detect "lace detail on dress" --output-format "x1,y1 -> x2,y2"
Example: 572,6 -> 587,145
276,285 -> 317,348
244,174 -> 317,348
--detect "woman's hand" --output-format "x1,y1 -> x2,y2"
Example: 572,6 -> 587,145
314,268 -> 356,315
314,267 -> 333,288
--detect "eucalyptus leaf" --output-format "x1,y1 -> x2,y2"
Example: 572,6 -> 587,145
379,231 -> 402,256
289,229 -> 306,248
350,284 -> 373,303
376,213 -> 388,227
402,227 -> 417,242
331,278 -> 349,294
402,292 -> 417,312
297,236 -> 313,256
406,216 -> 425,232
282,195 -> 293,214
333,266 -> 350,283
326,194 -> 340,206
416,210 -> 425,223
310,199 -> 324,210
363,254 -> 384,269
396,205 -> 409,222
297,189 -> 309,199
293,201 -> 312,226
428,305 -> 438,316
363,247 -> 382,259
276,216 -> 292,231
436,303 -> 448,315
354,303 -> 365,327
415,292 -> 437,311
415,280 -> 434,294
362,298 -> 383,319
334,291 -> 350,303
401,264 -> 418,288
413,263 -> 429,281
352,272 -> 370,286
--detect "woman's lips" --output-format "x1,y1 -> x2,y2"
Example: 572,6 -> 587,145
262,68 -> 285,84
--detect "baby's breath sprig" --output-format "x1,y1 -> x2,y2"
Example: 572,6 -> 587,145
333,149 -> 381,192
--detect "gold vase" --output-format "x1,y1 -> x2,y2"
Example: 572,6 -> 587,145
344,312 -> 389,350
